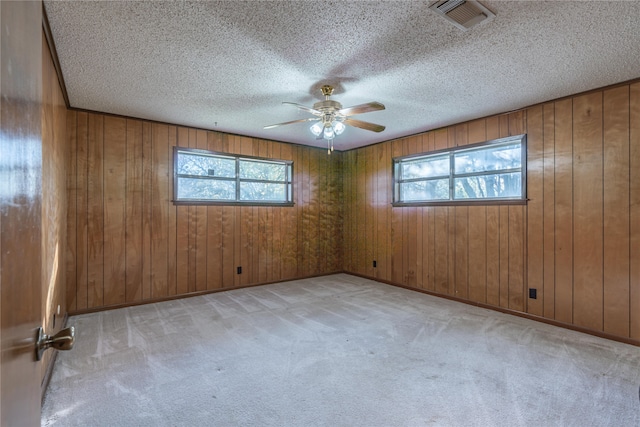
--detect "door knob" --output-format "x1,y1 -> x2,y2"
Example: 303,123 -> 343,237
36,326 -> 75,361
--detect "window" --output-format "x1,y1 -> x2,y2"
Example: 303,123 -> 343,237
173,147 -> 293,205
393,134 -> 526,205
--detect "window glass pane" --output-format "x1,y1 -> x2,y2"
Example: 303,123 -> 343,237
454,172 -> 521,199
400,179 -> 449,201
454,143 -> 521,174
177,153 -> 235,178
240,182 -> 287,201
177,177 -> 235,200
239,160 -> 286,181
401,155 -> 449,179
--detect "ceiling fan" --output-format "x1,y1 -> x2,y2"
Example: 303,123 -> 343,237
264,85 -> 385,154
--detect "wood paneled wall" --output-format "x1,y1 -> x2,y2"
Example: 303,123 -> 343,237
65,113 -> 343,312
343,82 -> 640,342
41,31 -> 67,386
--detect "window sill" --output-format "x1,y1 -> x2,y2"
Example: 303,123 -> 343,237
392,199 -> 528,207
172,201 -> 295,207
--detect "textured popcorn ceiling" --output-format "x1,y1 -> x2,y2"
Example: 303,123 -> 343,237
44,1 -> 640,151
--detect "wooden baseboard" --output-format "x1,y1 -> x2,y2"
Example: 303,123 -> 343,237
345,271 -> 640,348
68,271 -> 343,316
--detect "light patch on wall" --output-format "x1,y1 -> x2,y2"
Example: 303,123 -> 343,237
43,242 -> 59,330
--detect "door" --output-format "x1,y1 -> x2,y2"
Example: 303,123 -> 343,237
1,1 -> 44,425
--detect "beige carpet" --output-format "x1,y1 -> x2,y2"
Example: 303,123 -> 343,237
42,274 -> 640,426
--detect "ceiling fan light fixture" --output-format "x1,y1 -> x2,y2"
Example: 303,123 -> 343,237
323,125 -> 335,140
264,84 -> 385,154
310,122 -> 323,136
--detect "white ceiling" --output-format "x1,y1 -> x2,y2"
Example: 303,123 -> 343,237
44,1 -> 640,151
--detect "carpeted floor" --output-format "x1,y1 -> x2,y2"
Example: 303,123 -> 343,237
42,274 -> 640,426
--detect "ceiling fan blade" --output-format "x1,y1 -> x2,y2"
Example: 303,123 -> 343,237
343,118 -> 385,133
282,102 -> 322,116
338,101 -> 385,116
264,117 -> 319,129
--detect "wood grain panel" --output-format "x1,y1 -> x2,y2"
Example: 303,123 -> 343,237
602,86 -> 630,337
141,122 -> 152,299
572,92 -> 603,331
391,140 -> 404,284
629,82 -> 640,340
150,124 -> 169,298
103,116 -> 126,306
554,98 -> 574,324
309,147 -> 320,276
377,143 -> 391,282
66,111 -> 78,311
365,146 -> 376,278
125,119 -> 143,302
542,103 -> 556,319
86,113 -> 104,308
498,205 -> 509,308
166,126 -> 177,296
526,105 -> 544,316
508,206 -> 525,311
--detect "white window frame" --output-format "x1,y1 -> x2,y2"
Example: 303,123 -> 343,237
392,134 -> 527,206
173,147 -> 293,206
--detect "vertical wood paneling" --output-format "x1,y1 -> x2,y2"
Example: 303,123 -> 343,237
542,103 -> 556,319
103,116 -> 126,306
405,138 -> 419,287
66,111 -> 78,311
141,122 -> 152,299
125,119 -> 143,302
272,143 -> 284,278
509,111 -> 527,312
467,119 -> 487,303
526,105 -> 544,316
166,127 -> 177,296
602,86 -> 630,336
365,146 -> 375,278
176,127 -> 190,294
86,113 -> 104,308
629,83 -> 640,340
150,124 -> 169,298
572,92 -> 603,331
554,98 -> 574,324
391,140 -> 404,284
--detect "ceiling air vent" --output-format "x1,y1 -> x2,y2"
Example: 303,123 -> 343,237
429,0 -> 495,31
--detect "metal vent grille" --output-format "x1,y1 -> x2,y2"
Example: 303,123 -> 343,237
429,0 -> 495,31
